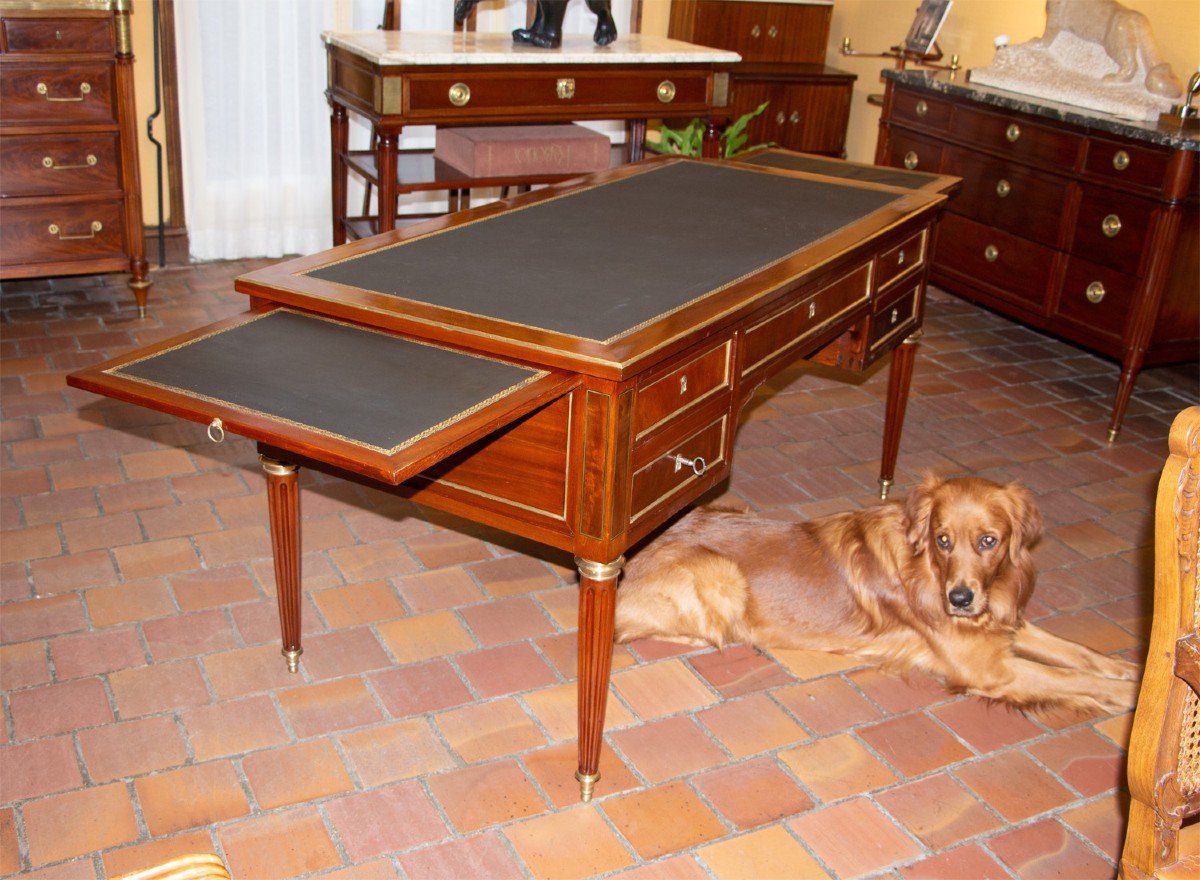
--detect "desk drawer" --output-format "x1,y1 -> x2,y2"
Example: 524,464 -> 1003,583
875,230 -> 925,290
0,199 -> 126,265
0,62 -> 115,125
934,212 -> 1054,310
0,133 -> 120,197
740,263 -> 871,377
630,415 -> 727,524
633,339 -> 731,440
869,283 -> 921,356
2,16 -> 114,53
942,144 -> 1066,243
406,70 -> 711,118
1084,137 -> 1171,194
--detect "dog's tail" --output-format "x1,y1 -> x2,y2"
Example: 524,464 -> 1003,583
615,546 -> 749,648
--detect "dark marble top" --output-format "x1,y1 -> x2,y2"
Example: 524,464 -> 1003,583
883,69 -> 1200,151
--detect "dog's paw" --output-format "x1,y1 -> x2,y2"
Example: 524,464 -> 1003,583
1098,655 -> 1141,681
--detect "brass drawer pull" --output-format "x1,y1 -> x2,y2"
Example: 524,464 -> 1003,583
915,100 -> 928,117
37,81 -> 91,102
670,453 -> 707,477
1085,281 -> 1106,304
1005,123 -> 1021,142
1101,214 -> 1122,237
984,244 -> 999,262
448,82 -> 470,106
48,220 -> 102,240
996,179 -> 1011,198
207,417 -> 225,443
656,80 -> 675,103
556,78 -> 575,100
903,151 -> 919,170
43,154 -> 97,170
1112,150 -> 1130,171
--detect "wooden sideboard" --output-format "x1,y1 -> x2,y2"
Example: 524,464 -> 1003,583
668,0 -> 855,156
0,0 -> 150,314
875,70 -> 1198,441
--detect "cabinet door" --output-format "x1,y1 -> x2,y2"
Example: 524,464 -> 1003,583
779,83 -> 852,155
685,1 -> 829,63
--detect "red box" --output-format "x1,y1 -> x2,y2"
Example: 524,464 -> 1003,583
434,124 -> 611,178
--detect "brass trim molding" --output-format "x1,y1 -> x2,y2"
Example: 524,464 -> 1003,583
0,1 -> 113,9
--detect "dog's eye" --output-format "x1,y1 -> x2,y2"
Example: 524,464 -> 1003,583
978,535 -> 998,551
936,535 -> 951,550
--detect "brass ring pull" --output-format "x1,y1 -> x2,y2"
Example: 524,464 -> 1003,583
670,453 -> 707,477
1112,150 -> 1130,171
656,80 -> 675,103
448,82 -> 470,106
1101,214 -> 1122,237
984,244 -> 999,262
915,100 -> 928,117
996,179 -> 1011,198
37,81 -> 90,102
750,24 -> 761,38
903,151 -> 919,170
43,154 -> 97,170
1085,281 -> 1106,304
1005,123 -> 1021,142
48,220 -> 102,240
207,417 -> 225,443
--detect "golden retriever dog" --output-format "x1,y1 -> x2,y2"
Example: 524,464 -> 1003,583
615,476 -> 1140,716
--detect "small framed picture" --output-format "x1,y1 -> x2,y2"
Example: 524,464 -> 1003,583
904,0 -> 953,56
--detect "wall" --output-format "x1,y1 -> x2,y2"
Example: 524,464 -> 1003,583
826,0 -> 1199,163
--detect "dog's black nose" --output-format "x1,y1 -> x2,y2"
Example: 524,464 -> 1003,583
948,586 -> 974,608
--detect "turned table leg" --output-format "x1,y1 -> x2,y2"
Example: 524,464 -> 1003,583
261,456 -> 303,672
879,330 -> 920,500
575,555 -> 623,802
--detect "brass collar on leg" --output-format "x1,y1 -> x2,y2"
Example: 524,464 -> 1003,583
575,770 -> 601,802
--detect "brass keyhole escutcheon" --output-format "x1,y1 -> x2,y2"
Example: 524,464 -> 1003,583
656,80 -> 675,103
1005,123 -> 1021,142
903,151 -> 919,170
996,179 -> 1011,198
1112,150 -> 1130,171
915,100 -> 928,117
556,78 -> 576,100
448,82 -> 471,106
1086,281 -> 1106,304
984,244 -> 999,262
1102,214 -> 1122,237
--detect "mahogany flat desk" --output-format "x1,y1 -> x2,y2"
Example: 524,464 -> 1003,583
69,157 -> 950,802
323,30 -> 739,242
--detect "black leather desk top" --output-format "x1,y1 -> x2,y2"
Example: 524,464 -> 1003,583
305,161 -> 901,343
110,310 -> 544,454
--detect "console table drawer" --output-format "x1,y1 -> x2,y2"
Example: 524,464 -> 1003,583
0,200 -> 126,265
633,339 -> 731,440
2,16 -> 114,53
0,62 -> 115,125
950,103 -> 1083,168
934,213 -> 1054,309
1071,186 -> 1154,274
0,132 -> 120,197
942,145 -> 1065,243
1054,257 -> 1137,342
406,70 -> 711,118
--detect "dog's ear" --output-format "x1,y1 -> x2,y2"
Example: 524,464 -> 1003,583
1003,482 -> 1043,564
904,474 -> 940,555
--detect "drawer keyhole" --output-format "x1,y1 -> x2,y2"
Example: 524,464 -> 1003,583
679,375 -> 688,395
670,454 -> 707,476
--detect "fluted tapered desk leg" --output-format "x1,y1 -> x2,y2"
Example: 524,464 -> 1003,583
261,456 -> 302,672
879,331 -> 920,500
575,556 -> 623,802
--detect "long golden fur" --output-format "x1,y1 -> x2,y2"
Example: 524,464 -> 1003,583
615,475 -> 1139,715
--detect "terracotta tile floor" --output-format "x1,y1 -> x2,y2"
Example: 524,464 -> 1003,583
2,262 -> 1197,880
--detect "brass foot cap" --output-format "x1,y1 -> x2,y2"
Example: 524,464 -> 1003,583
1106,427 -> 1119,443
878,477 -> 894,501
575,770 -> 600,802
282,647 -> 303,673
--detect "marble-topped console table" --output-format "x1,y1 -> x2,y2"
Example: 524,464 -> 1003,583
875,69 -> 1198,441
323,31 -> 740,242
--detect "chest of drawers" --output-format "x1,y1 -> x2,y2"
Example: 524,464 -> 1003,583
0,0 -> 149,314
876,71 -> 1198,441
